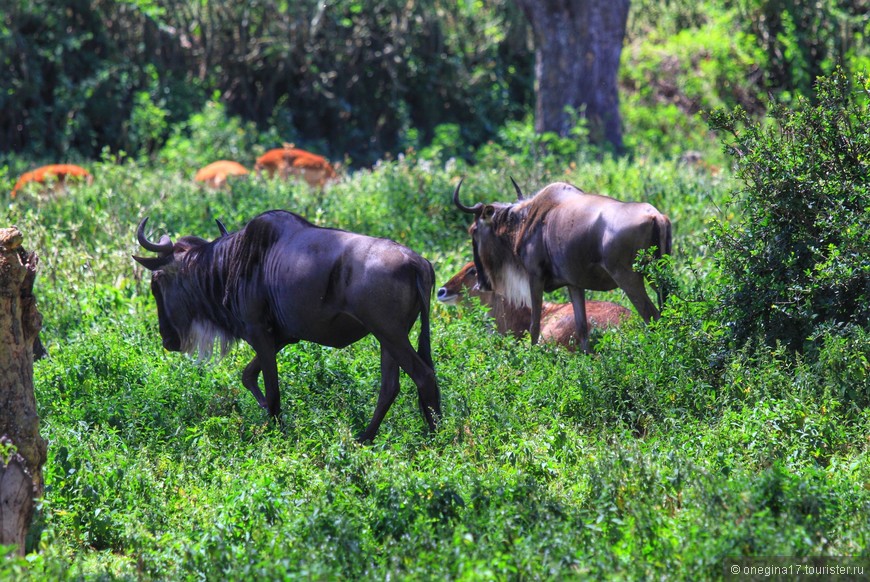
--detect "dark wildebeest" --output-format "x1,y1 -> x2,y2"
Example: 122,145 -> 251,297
453,180 -> 671,353
133,210 -> 440,442
437,261 -> 631,349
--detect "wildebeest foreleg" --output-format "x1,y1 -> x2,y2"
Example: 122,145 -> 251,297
241,356 -> 268,409
568,287 -> 590,353
528,280 -> 545,345
357,348 -> 402,442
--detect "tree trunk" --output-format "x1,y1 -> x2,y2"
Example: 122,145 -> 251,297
0,227 -> 46,557
515,0 -> 630,152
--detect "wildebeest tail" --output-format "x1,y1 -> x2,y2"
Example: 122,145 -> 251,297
654,214 -> 673,260
650,214 -> 673,310
416,260 -> 436,369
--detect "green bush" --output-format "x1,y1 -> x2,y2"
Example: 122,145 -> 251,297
157,97 -> 271,173
622,9 -> 767,157
0,0 -> 532,166
709,68 -> 870,355
735,0 -> 870,103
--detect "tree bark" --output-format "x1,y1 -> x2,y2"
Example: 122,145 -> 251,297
515,0 -> 630,152
0,227 -> 46,557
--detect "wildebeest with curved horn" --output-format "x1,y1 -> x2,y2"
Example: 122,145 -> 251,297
133,210 -> 440,442
454,179 -> 671,353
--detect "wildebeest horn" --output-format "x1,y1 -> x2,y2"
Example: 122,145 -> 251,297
453,179 -> 483,214
510,176 -> 525,201
216,219 -> 229,237
137,217 -> 174,253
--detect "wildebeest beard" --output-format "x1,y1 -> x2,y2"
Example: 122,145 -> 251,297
182,319 -> 236,361
162,239 -> 243,362
471,220 -> 532,309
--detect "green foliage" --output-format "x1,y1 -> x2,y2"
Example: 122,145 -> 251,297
157,97 -> 271,173
2,135 -> 868,578
709,68 -> 870,356
622,7 -> 768,157
735,0 -> 870,103
127,80 -> 170,161
0,0 -> 531,166
0,0 -> 204,157
6,0 -> 868,167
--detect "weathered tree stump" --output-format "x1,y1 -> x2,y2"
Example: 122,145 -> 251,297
0,226 -> 47,557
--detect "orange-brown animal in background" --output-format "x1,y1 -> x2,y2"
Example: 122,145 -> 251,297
437,261 -> 631,350
11,164 -> 92,198
255,145 -> 337,188
194,160 -> 250,189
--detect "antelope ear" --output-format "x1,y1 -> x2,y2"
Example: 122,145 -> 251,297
133,254 -> 173,271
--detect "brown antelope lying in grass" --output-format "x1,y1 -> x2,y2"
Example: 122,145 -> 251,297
194,160 -> 250,189
437,261 -> 631,350
11,164 -> 92,198
255,144 -> 337,188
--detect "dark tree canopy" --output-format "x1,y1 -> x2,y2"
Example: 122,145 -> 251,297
0,0 -> 533,165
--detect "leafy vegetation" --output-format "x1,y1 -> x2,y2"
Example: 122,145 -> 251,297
3,72 -> 870,578
1,0 -> 532,165
709,68 -> 870,357
2,2 -> 869,579
4,0 -> 869,164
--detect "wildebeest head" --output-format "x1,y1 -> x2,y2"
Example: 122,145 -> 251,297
133,218 -> 229,356
453,180 -> 528,304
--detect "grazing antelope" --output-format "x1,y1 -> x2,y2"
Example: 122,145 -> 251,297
194,160 -> 250,189
255,145 -> 337,188
11,164 -> 92,198
437,261 -> 631,350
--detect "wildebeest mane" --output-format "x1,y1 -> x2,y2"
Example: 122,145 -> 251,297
222,211 -> 289,308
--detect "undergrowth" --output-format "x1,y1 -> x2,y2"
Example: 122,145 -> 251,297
1,143 -> 867,579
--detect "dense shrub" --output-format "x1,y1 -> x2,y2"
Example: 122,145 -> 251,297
709,69 -> 870,355
6,0 -> 869,166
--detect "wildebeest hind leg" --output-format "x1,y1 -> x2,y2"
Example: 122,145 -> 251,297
252,348 -> 281,418
381,337 -> 440,434
613,270 -> 659,323
357,349 -> 401,443
241,356 -> 268,409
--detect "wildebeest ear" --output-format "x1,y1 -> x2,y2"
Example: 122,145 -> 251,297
133,254 -> 173,271
481,205 -> 496,222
